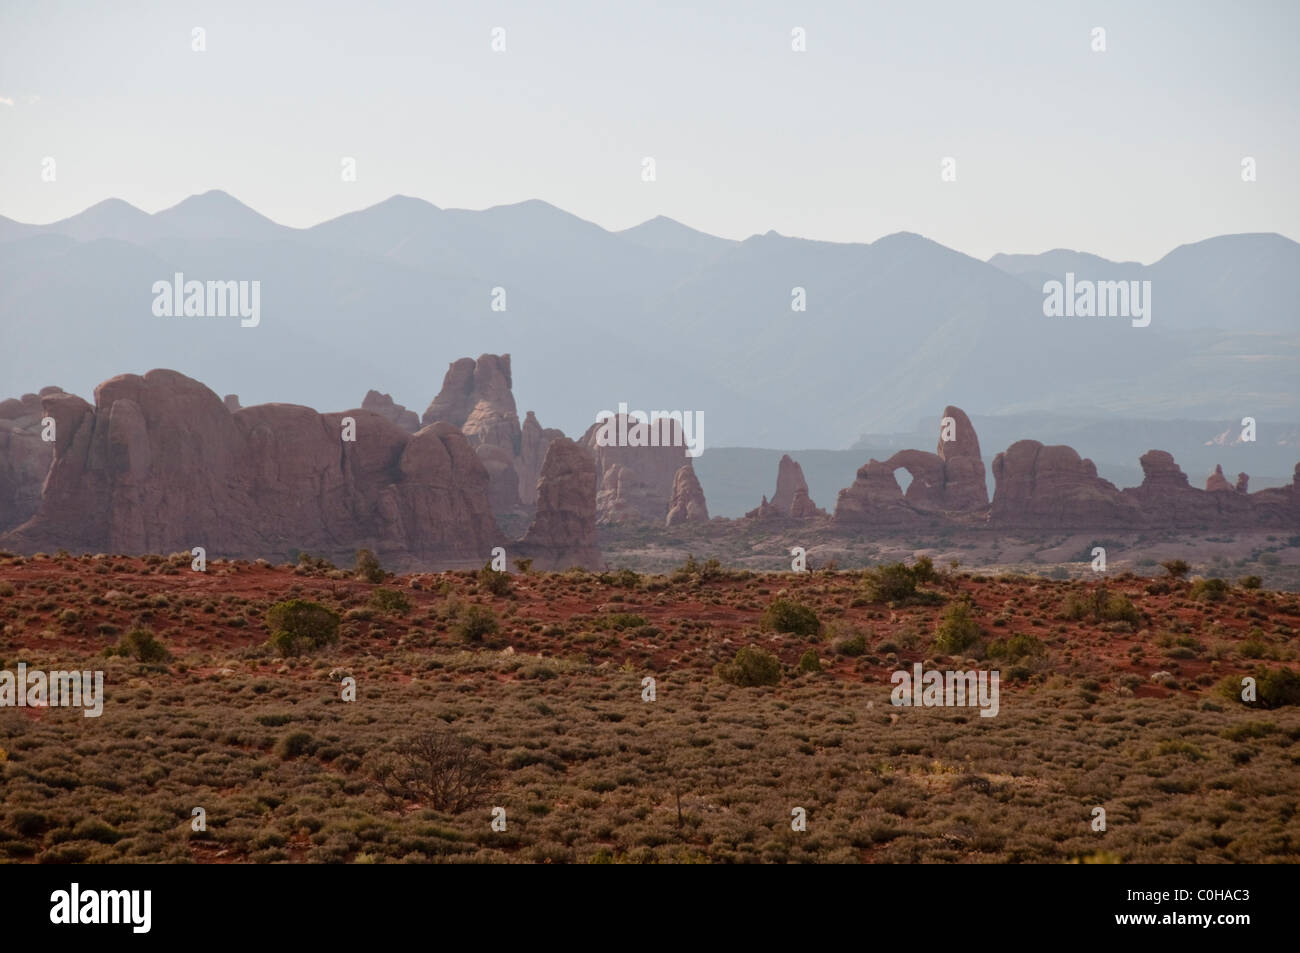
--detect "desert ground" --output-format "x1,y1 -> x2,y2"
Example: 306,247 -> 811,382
0,549 -> 1297,864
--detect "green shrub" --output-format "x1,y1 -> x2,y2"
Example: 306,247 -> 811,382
862,563 -> 918,602
115,627 -> 169,663
296,552 -> 335,571
715,646 -> 782,687
797,649 -> 821,673
1239,637 -> 1275,660
986,632 -> 1044,661
276,731 -> 316,760
1215,675 -> 1249,704
1190,577 -> 1230,603
355,548 -> 385,584
1256,668 -> 1300,708
1222,721 -> 1276,741
456,605 -> 499,643
1100,592 -> 1141,624
1161,559 -> 1191,580
834,632 -> 868,657
265,600 -> 340,657
1238,575 -> 1263,590
676,555 -> 725,581
933,601 -> 980,654
862,561 -> 944,605
761,599 -> 821,637
1062,586 -> 1140,625
479,563 -> 511,596
369,587 -> 411,615
598,613 -> 649,630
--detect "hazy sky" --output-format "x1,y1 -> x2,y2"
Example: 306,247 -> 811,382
1,0 -> 1297,262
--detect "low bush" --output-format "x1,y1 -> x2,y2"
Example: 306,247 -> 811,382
1256,668 -> 1300,708
715,646 -> 782,687
834,632 -> 868,657
369,587 -> 411,615
265,600 -> 340,657
933,601 -> 980,654
862,563 -> 918,602
1190,577 -> 1230,603
456,605 -> 499,643
1062,586 -> 1140,626
986,632 -> 1044,661
113,627 -> 170,663
762,599 -> 821,637
479,563 -> 511,596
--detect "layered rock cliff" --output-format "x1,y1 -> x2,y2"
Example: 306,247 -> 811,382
4,369 -> 503,568
581,414 -> 702,524
0,388 -> 62,532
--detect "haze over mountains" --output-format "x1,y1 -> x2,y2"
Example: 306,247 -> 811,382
1,191 -> 1296,456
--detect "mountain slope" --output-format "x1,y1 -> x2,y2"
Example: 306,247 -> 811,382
1,194 -> 1296,448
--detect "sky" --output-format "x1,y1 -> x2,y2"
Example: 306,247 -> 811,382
1,0 -> 1297,263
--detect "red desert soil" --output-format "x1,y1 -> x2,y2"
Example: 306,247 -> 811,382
1,553 -> 1294,698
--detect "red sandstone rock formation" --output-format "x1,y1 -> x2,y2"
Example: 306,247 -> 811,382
834,459 -> 927,526
422,354 -> 560,514
0,389 -> 62,531
937,405 -> 988,509
789,486 -> 822,519
754,455 -> 826,519
990,440 -> 1140,528
881,449 -> 946,509
1205,464 -> 1233,492
223,394 -> 241,413
518,411 -> 561,506
834,407 -> 987,525
770,455 -> 802,514
744,494 -> 780,520
1120,450 -> 1253,527
362,389 -> 420,433
3,369 -> 502,567
423,354 -> 517,446
1250,463 -> 1300,527
581,415 -> 696,524
519,437 -> 602,569
666,464 -> 709,526
1236,472 -> 1250,493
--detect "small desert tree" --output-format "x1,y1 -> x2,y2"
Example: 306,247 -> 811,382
369,730 -> 498,813
355,548 -> 385,584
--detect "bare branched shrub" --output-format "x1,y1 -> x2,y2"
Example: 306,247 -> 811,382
369,730 -> 497,813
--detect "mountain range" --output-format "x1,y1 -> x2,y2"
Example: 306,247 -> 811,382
1,191 -> 1296,451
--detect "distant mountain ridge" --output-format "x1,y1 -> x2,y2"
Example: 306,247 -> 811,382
1,192 -> 1296,449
